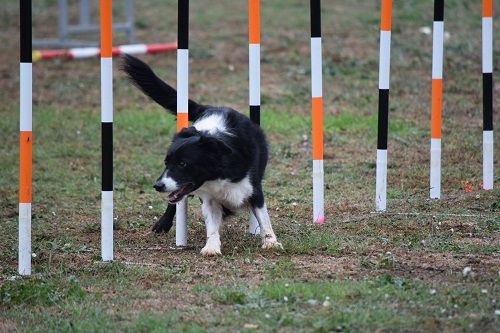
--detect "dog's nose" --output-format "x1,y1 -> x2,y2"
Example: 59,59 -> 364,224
153,181 -> 165,192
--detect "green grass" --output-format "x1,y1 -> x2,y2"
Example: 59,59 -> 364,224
0,277 -> 85,306
211,285 -> 248,305
256,277 -> 498,332
2,272 -> 497,332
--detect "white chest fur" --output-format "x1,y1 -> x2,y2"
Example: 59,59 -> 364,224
193,175 -> 253,208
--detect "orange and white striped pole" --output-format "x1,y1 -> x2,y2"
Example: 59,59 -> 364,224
482,0 -> 494,190
176,0 -> 189,246
100,0 -> 113,261
375,0 -> 392,212
430,0 -> 444,199
19,0 -> 32,276
310,0 -> 325,224
248,0 -> 261,234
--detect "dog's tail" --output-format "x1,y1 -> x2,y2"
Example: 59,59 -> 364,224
121,54 -> 206,121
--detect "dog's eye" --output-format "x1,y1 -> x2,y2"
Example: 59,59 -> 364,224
178,161 -> 187,168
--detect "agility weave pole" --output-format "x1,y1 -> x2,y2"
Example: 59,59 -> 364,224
248,0 -> 260,126
482,0 -> 494,190
19,0 -> 32,276
430,0 -> 444,199
310,0 -> 325,224
375,0 -> 392,212
176,0 -> 189,246
248,0 -> 261,234
100,0 -> 113,261
32,42 -> 177,62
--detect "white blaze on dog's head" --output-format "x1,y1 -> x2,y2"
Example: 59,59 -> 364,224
156,170 -> 179,192
194,114 -> 230,135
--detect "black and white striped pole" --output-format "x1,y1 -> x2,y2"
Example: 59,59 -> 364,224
482,0 -> 494,190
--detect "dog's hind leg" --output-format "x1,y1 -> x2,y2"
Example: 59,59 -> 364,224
152,204 -> 176,233
200,198 -> 223,256
250,189 -> 283,250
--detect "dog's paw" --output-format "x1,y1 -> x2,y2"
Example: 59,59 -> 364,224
201,237 -> 222,256
262,239 -> 283,250
152,205 -> 175,234
152,218 -> 173,233
200,246 -> 222,256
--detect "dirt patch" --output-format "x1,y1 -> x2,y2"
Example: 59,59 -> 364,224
89,245 -> 500,287
391,250 -> 499,282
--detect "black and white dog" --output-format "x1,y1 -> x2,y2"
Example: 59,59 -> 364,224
122,55 -> 282,255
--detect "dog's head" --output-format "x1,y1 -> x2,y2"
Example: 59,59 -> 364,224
153,126 -> 232,203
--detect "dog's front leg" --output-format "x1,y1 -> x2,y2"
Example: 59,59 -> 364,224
250,189 -> 283,250
200,198 -> 223,256
251,203 -> 283,250
152,203 -> 176,233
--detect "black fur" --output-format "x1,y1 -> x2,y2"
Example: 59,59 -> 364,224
121,54 -> 205,122
121,54 -> 268,234
152,203 -> 175,233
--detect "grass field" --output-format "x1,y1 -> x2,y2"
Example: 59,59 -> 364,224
1,0 -> 499,332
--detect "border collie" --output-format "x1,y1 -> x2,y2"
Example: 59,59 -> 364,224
122,55 -> 282,255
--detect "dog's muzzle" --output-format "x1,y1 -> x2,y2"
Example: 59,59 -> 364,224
153,181 -> 167,192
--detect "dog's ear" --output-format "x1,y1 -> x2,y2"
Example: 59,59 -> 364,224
177,126 -> 200,138
199,136 -> 233,155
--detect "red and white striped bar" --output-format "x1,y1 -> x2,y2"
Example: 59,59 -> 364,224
32,43 -> 177,62
482,0 -> 494,190
176,0 -> 189,246
100,0 -> 113,261
310,0 -> 325,224
430,0 -> 444,199
248,0 -> 261,234
375,0 -> 392,212
19,0 -> 32,276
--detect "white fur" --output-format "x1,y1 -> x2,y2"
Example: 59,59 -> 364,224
193,175 -> 253,209
194,114 -> 232,136
200,198 -> 222,256
251,204 -> 282,249
194,175 -> 263,256
159,171 -> 179,192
